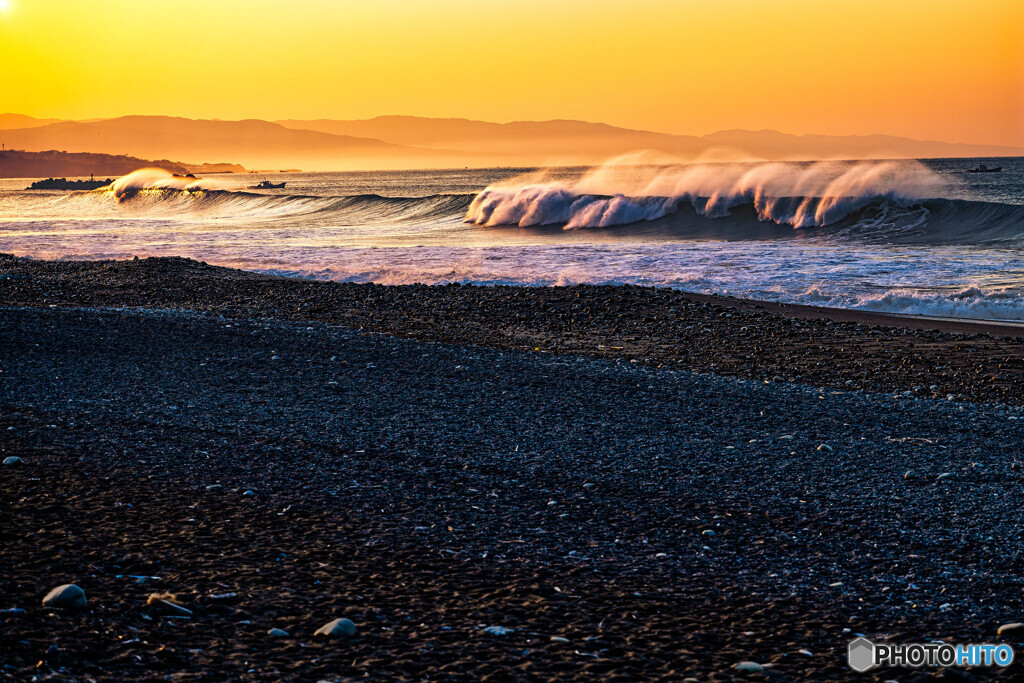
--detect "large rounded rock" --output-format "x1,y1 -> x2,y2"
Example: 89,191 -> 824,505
314,617 -> 357,638
42,584 -> 87,610
3,456 -> 22,466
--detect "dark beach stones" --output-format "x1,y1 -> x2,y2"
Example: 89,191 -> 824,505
2,456 -> 21,466
314,617 -> 357,637
42,584 -> 86,610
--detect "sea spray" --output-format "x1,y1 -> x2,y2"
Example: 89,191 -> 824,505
109,168 -> 224,200
466,157 -> 954,229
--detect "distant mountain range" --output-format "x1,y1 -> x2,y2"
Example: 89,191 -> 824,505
277,116 -> 1024,163
0,115 -> 465,171
1,113 -> 1021,172
0,113 -> 63,130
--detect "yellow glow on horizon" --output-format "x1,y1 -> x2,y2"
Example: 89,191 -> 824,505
0,0 -> 1021,147
0,0 -> 13,16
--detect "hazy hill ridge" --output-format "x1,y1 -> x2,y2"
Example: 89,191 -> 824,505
279,115 -> 1024,162
0,116 -> 467,171
0,150 -> 189,179
0,150 -> 245,179
0,114 -> 63,130
2,114 -> 1021,171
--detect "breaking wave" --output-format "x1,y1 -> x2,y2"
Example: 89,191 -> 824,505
467,159 -> 952,228
40,168 -> 477,224
108,168 -> 219,198
464,159 -> 1024,244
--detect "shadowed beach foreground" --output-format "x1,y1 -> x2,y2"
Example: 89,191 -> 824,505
2,256 -> 1024,680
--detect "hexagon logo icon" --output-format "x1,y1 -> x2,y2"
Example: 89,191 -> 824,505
848,637 -> 876,672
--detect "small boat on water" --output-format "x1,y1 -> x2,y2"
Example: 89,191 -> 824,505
251,179 -> 286,189
967,163 -> 1002,173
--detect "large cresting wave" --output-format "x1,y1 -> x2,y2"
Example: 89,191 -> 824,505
467,157 -> 954,229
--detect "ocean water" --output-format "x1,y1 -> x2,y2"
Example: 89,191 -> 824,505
1,157 -> 1023,320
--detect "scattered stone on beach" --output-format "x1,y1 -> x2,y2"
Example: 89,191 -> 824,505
208,592 -> 238,602
146,593 -> 193,616
42,584 -> 87,610
550,636 -> 570,643
483,625 -> 512,636
267,628 -> 290,637
3,456 -> 22,466
243,490 -> 256,497
903,470 -> 916,480
734,661 -> 765,673
998,623 -> 1024,636
816,444 -> 834,453
937,472 -> 954,480
702,529 -> 716,537
314,617 -> 357,638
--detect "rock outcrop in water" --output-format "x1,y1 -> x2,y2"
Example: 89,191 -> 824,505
27,177 -> 114,191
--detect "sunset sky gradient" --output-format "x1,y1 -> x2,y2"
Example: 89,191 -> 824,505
1,0 -> 1021,146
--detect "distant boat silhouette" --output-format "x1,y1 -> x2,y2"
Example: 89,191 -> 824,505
251,179 -> 285,189
967,163 -> 1002,173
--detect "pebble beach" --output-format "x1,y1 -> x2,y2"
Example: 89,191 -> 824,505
2,254 -> 1024,680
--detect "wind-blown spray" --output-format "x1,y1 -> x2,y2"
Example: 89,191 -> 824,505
466,156 -> 952,229
109,168 -> 222,200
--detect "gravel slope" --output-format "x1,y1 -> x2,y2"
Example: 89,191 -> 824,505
2,306 -> 1024,680
5,254 -> 1024,404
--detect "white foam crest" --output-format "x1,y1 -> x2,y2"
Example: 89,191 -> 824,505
466,158 -> 952,230
846,286 -> 1024,321
109,168 -> 224,200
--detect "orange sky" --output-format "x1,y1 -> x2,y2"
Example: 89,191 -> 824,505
1,0 -> 1021,146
